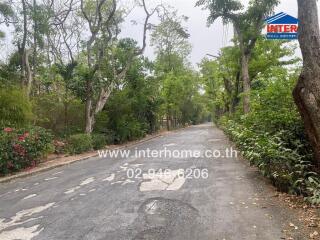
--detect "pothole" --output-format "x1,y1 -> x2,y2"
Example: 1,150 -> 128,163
132,197 -> 202,240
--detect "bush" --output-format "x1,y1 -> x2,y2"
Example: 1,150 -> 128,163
0,88 -> 33,128
92,134 -> 107,150
33,94 -> 85,137
53,140 -> 67,154
217,73 -> 320,204
220,119 -> 319,201
67,134 -> 92,154
0,126 -> 53,175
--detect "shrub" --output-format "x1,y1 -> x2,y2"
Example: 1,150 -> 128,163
33,94 -> 85,137
0,88 -> 33,128
0,126 -> 53,175
67,134 -> 92,154
217,73 -> 320,204
53,140 -> 67,154
92,134 -> 107,150
220,119 -> 318,199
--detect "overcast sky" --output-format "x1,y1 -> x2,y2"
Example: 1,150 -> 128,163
120,0 -> 320,67
1,0 -> 319,66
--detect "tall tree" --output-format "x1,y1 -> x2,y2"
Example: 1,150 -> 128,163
80,0 -> 162,133
196,0 -> 279,113
13,0 -> 49,96
151,12 -> 191,129
151,11 -> 191,73
293,0 -> 320,167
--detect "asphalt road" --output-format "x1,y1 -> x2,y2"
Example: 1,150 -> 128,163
0,123 -> 305,239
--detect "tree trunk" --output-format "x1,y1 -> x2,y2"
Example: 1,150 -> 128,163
293,0 -> 320,166
166,113 -> 170,131
231,70 -> 241,113
85,77 -> 94,133
241,53 -> 250,114
32,0 -> 37,82
20,0 -> 27,87
85,98 -> 94,134
25,49 -> 33,96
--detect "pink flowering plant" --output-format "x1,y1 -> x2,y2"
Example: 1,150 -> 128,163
0,126 -> 53,175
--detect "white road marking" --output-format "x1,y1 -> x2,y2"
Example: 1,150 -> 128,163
166,177 -> 185,191
0,224 -> 43,240
140,179 -> 168,191
64,177 -> 95,194
131,164 -> 143,167
121,179 -> 135,186
145,200 -> 158,214
111,181 -> 124,185
139,169 -> 186,192
14,188 -> 27,192
23,194 -> 37,200
163,143 -> 176,147
52,171 -> 63,176
120,166 -> 128,171
102,174 -> 115,182
64,186 -> 81,194
0,202 -> 55,231
44,177 -> 58,181
80,177 -> 95,186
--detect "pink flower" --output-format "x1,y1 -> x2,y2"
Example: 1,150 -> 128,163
3,127 -> 13,133
18,135 -> 25,142
13,144 -> 26,156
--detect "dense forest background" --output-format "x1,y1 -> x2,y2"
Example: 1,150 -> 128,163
0,0 -> 320,204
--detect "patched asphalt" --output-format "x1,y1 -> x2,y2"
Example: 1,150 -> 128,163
0,123 -> 307,239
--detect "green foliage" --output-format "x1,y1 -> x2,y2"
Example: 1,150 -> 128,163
151,11 -> 191,59
0,88 -> 33,128
0,126 -> 53,175
218,72 -> 320,203
221,119 -> 313,192
160,71 -> 209,126
102,89 -> 149,143
67,134 -> 93,154
199,22 -> 319,203
95,57 -> 163,143
33,93 -> 85,136
92,134 -> 107,150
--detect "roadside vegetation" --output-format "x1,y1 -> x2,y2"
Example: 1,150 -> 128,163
198,0 -> 320,204
0,0 -> 320,205
0,1 -> 209,175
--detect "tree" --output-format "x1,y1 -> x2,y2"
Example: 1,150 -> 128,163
200,37 -> 299,119
196,0 -> 279,113
80,0 -> 162,133
151,11 -> 191,74
151,12 -> 192,129
11,0 -> 51,96
293,0 -> 320,167
0,1 -> 15,38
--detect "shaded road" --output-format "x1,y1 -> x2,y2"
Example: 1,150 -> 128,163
0,123 -> 306,239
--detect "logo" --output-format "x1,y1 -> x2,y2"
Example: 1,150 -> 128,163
265,12 -> 299,40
